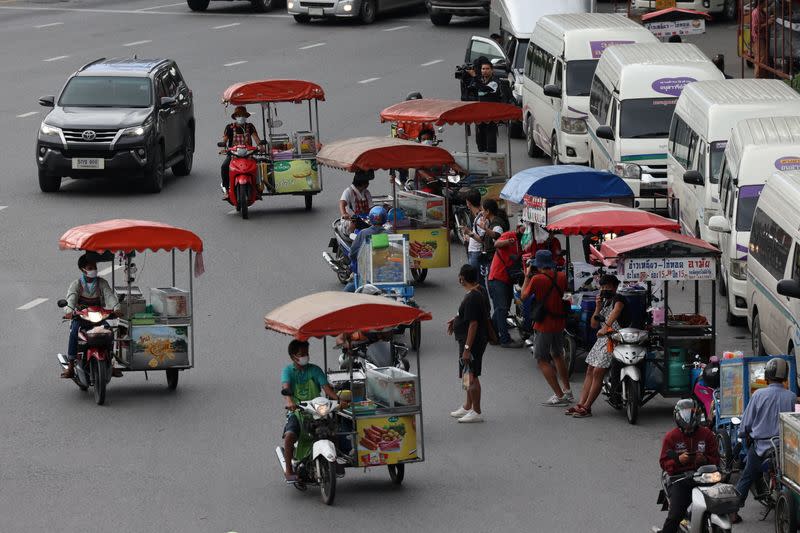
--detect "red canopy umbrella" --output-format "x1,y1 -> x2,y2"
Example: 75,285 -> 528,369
222,80 -> 325,104
316,136 -> 455,172
545,201 -> 680,235
379,98 -> 521,125
59,219 -> 203,253
597,227 -> 719,259
264,291 -> 432,341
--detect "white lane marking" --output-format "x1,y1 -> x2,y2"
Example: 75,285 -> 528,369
0,206 -> 7,211
420,59 -> 443,67
358,77 -> 381,84
43,55 -> 69,62
299,42 -> 326,50
17,111 -> 38,118
18,298 -> 48,311
35,21 -> 63,28
213,22 -> 240,29
0,5 -> 292,17
137,2 -> 185,10
224,60 -> 248,67
123,40 -> 152,47
382,25 -> 409,32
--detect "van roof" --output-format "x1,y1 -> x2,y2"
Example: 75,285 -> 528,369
759,170 -> 800,229
534,13 -> 655,57
676,80 -> 800,141
501,0 -> 592,38
728,116 -> 800,168
596,42 -> 709,81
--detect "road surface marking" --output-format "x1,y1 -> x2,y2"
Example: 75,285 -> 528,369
0,5 -> 292,17
18,298 -> 48,311
358,77 -> 381,84
421,59 -> 443,67
213,22 -> 240,29
224,60 -> 248,67
17,111 -> 38,118
43,55 -> 68,62
299,42 -> 326,50
138,2 -> 185,10
383,25 -> 409,32
0,206 -> 7,211
35,21 -> 63,28
123,40 -> 152,47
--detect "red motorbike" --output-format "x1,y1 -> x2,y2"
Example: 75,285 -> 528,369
218,142 -> 265,219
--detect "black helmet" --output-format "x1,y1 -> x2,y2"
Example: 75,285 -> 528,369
673,399 -> 700,435
405,92 -> 422,101
353,170 -> 374,185
765,358 -> 790,382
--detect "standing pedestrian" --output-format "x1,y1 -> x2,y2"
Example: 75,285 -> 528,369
447,264 -> 492,423
488,223 -> 525,348
478,198 -> 509,291
751,0 -> 775,78
462,188 -> 486,288
521,250 -> 573,405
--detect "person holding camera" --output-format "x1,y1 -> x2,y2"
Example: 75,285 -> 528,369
464,56 -> 502,153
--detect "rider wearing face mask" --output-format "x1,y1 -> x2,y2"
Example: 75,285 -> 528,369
281,339 -> 339,483
61,254 -> 121,379
220,106 -> 262,195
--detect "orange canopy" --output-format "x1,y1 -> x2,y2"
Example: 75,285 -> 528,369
317,136 -> 455,171
380,98 -> 521,126
264,291 -> 432,341
59,219 -> 203,253
222,80 -> 325,104
597,228 -> 719,259
545,201 -> 680,235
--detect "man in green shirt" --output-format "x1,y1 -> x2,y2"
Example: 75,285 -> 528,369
281,340 -> 338,483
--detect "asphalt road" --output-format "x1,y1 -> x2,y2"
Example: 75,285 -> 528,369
0,2 -> 765,532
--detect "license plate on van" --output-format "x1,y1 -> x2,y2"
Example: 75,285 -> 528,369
72,158 -> 104,170
309,7 -> 323,16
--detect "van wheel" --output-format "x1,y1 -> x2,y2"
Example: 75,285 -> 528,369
429,12 -> 451,26
551,133 -> 560,165
526,117 -> 542,157
717,268 -> 727,297
752,313 -> 766,356
359,0 -> 376,24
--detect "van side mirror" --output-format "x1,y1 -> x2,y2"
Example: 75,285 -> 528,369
708,215 -> 731,233
39,95 -> 55,107
596,125 -> 615,141
778,279 -> 800,299
683,170 -> 704,186
543,84 -> 562,98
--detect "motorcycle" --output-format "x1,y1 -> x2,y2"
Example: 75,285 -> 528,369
56,299 -> 116,405
601,326 -> 649,425
218,142 -> 266,220
656,460 -> 741,533
685,356 -> 719,427
322,215 -> 369,285
275,393 -> 342,505
338,338 -> 411,372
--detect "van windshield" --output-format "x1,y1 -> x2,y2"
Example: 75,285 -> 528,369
710,141 -> 727,184
736,184 -> 765,232
619,98 -> 678,139
565,59 -> 597,97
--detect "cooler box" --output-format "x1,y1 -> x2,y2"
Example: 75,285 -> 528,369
150,287 -> 191,317
452,151 -> 507,177
366,367 -> 419,408
397,190 -> 445,227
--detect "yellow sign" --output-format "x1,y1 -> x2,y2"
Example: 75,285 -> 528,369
356,415 -> 417,466
656,0 -> 676,9
272,159 -> 320,194
396,227 -> 450,269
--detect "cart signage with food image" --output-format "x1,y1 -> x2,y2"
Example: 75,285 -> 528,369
620,256 -> 716,282
719,361 -> 744,418
397,228 -> 450,269
781,413 -> 800,489
131,325 -> 190,370
356,414 -> 418,466
272,159 -> 320,193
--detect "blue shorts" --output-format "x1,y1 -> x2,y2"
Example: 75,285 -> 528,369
283,412 -> 301,437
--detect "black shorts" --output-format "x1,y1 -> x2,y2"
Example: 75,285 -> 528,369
533,331 -> 564,362
458,340 -> 486,377
283,412 -> 301,437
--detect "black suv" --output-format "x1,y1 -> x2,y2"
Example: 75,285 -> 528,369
426,0 -> 489,26
36,58 -> 195,193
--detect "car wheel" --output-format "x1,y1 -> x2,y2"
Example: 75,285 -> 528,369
250,0 -> 273,12
294,14 -> 310,23
186,0 -> 210,11
551,133 -> 560,165
430,12 -> 451,26
38,169 -> 61,193
143,145 -> 164,193
359,0 -> 376,24
171,128 -> 193,176
752,312 -> 766,356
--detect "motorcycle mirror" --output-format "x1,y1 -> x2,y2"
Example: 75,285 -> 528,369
280,388 -> 293,397
217,141 -> 226,148
57,299 -> 68,308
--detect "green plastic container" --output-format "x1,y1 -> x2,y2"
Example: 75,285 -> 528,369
667,348 -> 689,391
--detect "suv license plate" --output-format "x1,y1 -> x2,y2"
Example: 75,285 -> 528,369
309,7 -> 323,16
72,158 -> 104,170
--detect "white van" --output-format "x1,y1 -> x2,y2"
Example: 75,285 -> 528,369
708,116 -> 800,325
521,13 -> 658,164
746,170 -> 800,361
668,79 -> 800,246
586,43 -> 724,202
632,0 -> 735,19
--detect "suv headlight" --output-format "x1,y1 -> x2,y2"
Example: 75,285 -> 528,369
39,122 -> 62,138
560,116 -> 587,134
731,259 -> 747,281
121,119 -> 152,138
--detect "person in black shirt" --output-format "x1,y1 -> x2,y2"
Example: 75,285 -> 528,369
447,264 -> 491,423
219,105 -> 262,193
465,57 -> 503,152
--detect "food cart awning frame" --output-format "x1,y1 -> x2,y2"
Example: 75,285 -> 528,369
545,201 -> 680,235
500,165 -> 634,206
222,80 -> 326,104
316,136 -> 455,172
264,291 -> 432,341
596,227 -> 720,261
379,98 -> 521,126
59,219 -> 204,253
640,7 -> 713,22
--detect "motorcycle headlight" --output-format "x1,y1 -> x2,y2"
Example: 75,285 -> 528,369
697,471 -> 722,484
620,331 -> 640,343
730,259 -> 747,281
39,122 -> 62,138
560,116 -> 587,135
314,402 -> 331,417
235,147 -> 248,157
86,311 -> 104,323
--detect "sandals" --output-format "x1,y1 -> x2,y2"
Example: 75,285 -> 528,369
572,406 -> 592,418
565,404 -> 584,416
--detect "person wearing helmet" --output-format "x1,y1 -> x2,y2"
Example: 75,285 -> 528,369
730,357 -> 796,523
340,170 -> 374,234
656,399 -> 719,533
343,205 -> 387,293
220,106 -> 262,195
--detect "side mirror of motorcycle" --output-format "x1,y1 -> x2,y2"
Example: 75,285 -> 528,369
217,141 -> 226,148
280,388 -> 293,397
57,299 -> 68,308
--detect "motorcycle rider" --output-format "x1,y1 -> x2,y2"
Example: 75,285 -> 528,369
61,254 -> 121,379
281,339 -> 340,483
344,206 -> 387,293
220,105 -> 262,196
730,357 -> 796,523
655,399 -> 720,533
339,170 -> 374,234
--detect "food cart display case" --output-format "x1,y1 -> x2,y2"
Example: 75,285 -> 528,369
719,355 -> 797,419
58,219 -> 204,389
778,412 -> 800,528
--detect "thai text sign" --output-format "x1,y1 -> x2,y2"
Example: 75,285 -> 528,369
620,256 -> 716,281
522,195 -> 547,225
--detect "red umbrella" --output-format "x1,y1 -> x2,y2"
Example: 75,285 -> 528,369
379,98 -> 521,126
545,201 -> 680,235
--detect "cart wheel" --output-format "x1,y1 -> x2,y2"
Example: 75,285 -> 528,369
92,360 -> 107,406
777,490 -> 798,533
411,268 -> 427,283
409,320 -> 421,352
238,185 -> 250,220
166,369 -> 179,390
388,464 -> 405,485
304,194 -> 313,211
563,333 -> 577,379
624,377 -> 640,425
715,429 -> 733,473
316,457 -> 336,505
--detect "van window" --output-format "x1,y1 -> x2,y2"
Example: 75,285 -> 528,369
589,76 -> 611,124
524,44 -> 534,78
554,60 -> 563,90
513,39 -> 529,70
543,53 -> 555,86
619,98 -> 677,139
531,46 -> 549,86
609,100 -> 618,133
710,141 -> 727,184
468,40 -> 505,64
697,140 -> 707,177
750,206 -> 792,279
736,184 -> 764,232
566,60 -> 598,97
671,115 -> 693,168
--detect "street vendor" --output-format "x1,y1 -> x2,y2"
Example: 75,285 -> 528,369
344,206 -> 387,293
339,170 -> 374,234
281,339 -> 340,484
219,105 -> 262,195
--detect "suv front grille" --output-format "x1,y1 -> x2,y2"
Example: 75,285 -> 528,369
62,128 -> 118,143
300,2 -> 335,7
641,164 -> 667,179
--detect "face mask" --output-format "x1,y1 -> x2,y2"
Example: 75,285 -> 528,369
296,356 -> 309,367
600,289 -> 614,299
421,140 -> 433,146
235,117 -> 246,126
84,269 -> 98,279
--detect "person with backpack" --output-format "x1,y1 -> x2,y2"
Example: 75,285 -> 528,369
521,250 -> 573,406
487,223 -> 525,348
567,274 -> 627,418
478,198 -> 509,289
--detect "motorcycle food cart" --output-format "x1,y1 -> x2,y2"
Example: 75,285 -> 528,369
317,135 -> 456,283
58,219 -> 204,394
264,291 -> 432,504
221,79 -> 325,212
776,411 -> 800,532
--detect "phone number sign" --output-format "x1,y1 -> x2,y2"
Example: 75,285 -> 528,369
620,257 -> 716,282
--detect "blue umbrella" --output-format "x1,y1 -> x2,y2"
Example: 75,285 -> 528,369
499,165 -> 634,206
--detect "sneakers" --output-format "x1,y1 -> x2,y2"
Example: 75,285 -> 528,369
450,406 -> 469,418
500,340 -> 524,349
457,410 -> 484,423
562,389 -> 574,403
542,394 -> 570,407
